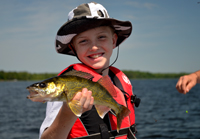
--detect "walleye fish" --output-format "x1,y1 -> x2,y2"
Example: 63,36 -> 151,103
27,70 -> 130,131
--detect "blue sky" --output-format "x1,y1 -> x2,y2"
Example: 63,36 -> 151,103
0,0 -> 200,73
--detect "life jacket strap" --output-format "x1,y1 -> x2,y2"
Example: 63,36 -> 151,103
120,89 -> 141,108
99,124 -> 109,139
73,125 -> 137,139
131,95 -> 141,107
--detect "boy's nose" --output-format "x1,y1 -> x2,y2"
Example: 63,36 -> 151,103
90,44 -> 99,51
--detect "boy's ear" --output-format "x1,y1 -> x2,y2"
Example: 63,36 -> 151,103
112,33 -> 118,48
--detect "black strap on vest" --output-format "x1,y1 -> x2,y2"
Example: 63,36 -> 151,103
109,69 -> 141,108
99,124 -> 109,139
131,95 -> 140,107
73,124 -> 137,139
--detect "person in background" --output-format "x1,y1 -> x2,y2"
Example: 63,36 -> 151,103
176,70 -> 200,94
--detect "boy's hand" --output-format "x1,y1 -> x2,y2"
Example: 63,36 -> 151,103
72,88 -> 94,113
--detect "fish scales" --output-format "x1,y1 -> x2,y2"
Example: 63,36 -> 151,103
60,75 -> 119,112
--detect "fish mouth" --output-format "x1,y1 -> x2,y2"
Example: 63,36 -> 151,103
27,88 -> 47,102
27,87 -> 60,102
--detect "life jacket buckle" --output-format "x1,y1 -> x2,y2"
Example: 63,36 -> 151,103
131,95 -> 141,107
130,124 -> 137,134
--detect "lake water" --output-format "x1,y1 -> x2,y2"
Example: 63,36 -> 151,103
0,79 -> 199,139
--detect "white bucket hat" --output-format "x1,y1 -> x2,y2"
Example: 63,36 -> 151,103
55,2 -> 132,56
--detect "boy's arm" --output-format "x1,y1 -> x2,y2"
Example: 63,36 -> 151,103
40,88 -> 94,139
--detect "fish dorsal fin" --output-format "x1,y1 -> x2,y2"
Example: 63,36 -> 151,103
62,70 -> 94,80
97,75 -> 117,97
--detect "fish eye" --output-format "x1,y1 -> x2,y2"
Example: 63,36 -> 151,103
39,83 -> 46,88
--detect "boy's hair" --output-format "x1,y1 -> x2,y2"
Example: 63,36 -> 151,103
55,2 -> 132,56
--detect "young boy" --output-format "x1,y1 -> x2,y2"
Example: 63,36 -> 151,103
40,2 -> 139,139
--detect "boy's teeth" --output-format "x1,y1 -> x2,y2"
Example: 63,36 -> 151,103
90,54 -> 101,58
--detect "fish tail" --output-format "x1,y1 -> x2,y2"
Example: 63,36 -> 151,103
116,105 -> 130,132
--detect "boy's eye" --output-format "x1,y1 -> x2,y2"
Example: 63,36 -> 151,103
99,35 -> 106,39
79,39 -> 87,44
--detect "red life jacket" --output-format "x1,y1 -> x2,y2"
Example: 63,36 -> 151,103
58,63 -> 137,139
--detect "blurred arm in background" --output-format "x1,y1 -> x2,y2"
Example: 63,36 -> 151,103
176,70 -> 200,94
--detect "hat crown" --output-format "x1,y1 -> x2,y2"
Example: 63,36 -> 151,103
68,2 -> 109,21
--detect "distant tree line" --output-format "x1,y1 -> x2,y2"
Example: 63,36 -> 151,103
0,70 -> 188,81
122,70 -> 188,79
0,71 -> 58,81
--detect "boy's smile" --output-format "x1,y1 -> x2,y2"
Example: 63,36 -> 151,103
88,53 -> 104,59
72,26 -> 118,73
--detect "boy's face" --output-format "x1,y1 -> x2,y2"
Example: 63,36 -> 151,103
72,26 -> 118,72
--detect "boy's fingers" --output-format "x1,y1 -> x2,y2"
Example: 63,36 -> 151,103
83,91 -> 92,109
73,91 -> 82,100
79,88 -> 88,106
88,96 -> 94,110
72,88 -> 94,112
